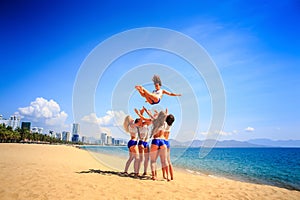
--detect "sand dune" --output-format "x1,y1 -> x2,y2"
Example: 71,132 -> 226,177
0,143 -> 299,200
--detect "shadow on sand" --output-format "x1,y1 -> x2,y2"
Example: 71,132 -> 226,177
77,169 -> 153,180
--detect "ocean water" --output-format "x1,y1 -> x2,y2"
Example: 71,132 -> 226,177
81,146 -> 300,191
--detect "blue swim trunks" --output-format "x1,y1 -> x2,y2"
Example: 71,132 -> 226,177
138,140 -> 149,148
164,140 -> 170,149
150,98 -> 160,105
127,140 -> 138,148
151,139 -> 166,148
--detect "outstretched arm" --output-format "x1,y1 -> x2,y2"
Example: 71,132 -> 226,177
143,106 -> 155,119
163,89 -> 181,97
134,108 -> 150,121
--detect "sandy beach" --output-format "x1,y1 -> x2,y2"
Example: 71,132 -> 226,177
0,143 -> 299,200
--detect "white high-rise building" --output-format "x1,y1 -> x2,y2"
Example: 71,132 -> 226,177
31,127 -> 43,134
49,130 -> 55,137
0,115 -> 9,127
114,139 -> 120,146
107,136 -> 112,145
8,115 -> 20,130
62,131 -> 70,142
72,123 -> 80,142
38,127 -> 43,134
82,136 -> 88,144
55,132 -> 62,140
101,133 -> 107,145
0,115 -> 20,130
72,123 -> 80,135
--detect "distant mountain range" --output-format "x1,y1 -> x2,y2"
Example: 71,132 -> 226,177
247,139 -> 300,147
169,139 -> 300,148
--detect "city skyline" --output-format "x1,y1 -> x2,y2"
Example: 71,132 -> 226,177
0,113 -> 124,144
0,1 -> 299,141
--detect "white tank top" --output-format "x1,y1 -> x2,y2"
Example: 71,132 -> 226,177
128,122 -> 138,137
152,89 -> 163,99
137,125 -> 148,139
159,121 -> 171,132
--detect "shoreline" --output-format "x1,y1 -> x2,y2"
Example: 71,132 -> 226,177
80,145 -> 300,191
1,143 -> 300,199
77,144 -> 300,148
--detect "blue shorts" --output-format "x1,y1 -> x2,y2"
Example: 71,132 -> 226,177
164,140 -> 170,148
127,140 -> 138,148
150,98 -> 160,105
151,139 -> 166,148
138,140 -> 149,148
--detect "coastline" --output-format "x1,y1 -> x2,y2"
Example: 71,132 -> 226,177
80,145 -> 300,191
0,143 -> 299,200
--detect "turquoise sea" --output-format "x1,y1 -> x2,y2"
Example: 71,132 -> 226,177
81,146 -> 300,191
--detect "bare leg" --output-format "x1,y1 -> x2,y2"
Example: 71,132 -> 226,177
132,145 -> 139,177
135,86 -> 160,104
150,145 -> 159,180
160,145 -> 169,181
162,164 -> 166,179
162,150 -> 166,179
142,88 -> 160,104
143,146 -> 150,175
135,85 -> 145,97
138,145 -> 144,175
167,148 -> 174,180
124,152 -> 134,173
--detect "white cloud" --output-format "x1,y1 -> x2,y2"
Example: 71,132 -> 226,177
201,128 -> 254,136
218,130 -> 233,136
80,111 -> 127,137
201,128 -> 255,136
17,97 -> 68,131
19,97 -> 60,118
81,111 -> 126,127
45,111 -> 68,126
81,113 -> 99,124
245,127 -> 255,132
200,131 -> 208,136
200,130 -> 233,136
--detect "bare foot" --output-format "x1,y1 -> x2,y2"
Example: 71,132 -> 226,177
135,85 -> 143,91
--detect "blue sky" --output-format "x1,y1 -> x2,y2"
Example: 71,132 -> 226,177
0,0 -> 299,141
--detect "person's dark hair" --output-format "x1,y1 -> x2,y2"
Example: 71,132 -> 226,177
165,114 -> 175,126
152,74 -> 162,86
134,118 -> 140,124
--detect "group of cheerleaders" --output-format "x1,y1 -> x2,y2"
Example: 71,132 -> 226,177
122,75 -> 181,181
